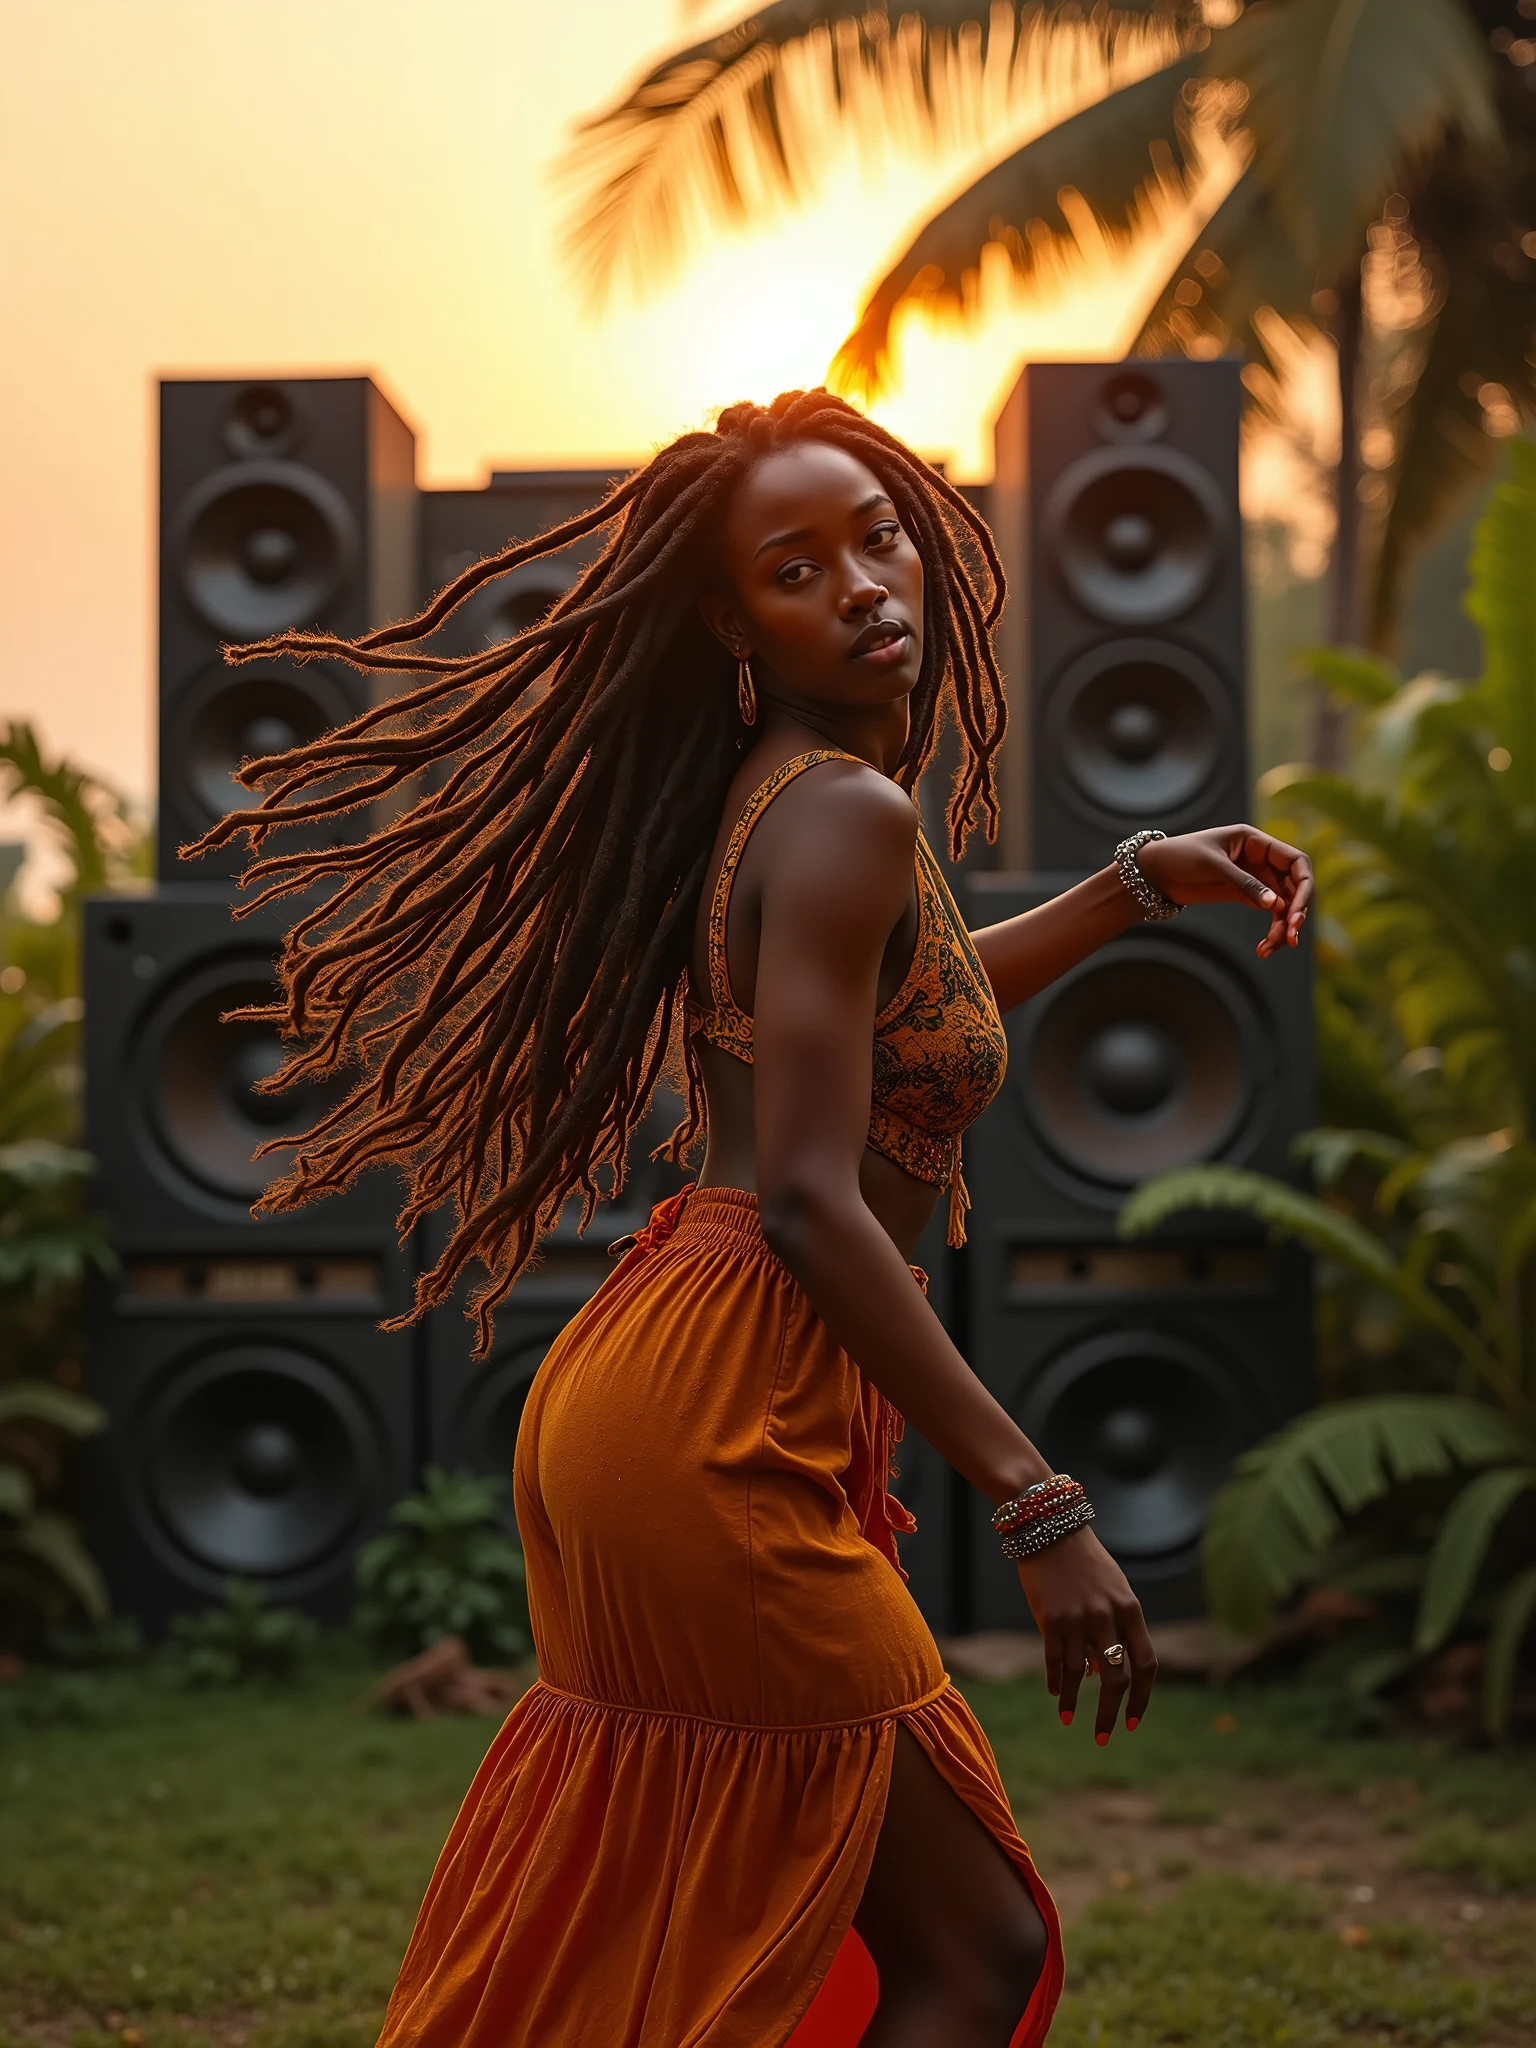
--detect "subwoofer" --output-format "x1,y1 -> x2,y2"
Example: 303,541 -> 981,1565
966,1236 -> 1311,1623
990,360 -> 1247,869
84,887 -> 402,1253
84,1257 -> 417,1628
158,377 -> 416,883
963,875 -> 1313,1233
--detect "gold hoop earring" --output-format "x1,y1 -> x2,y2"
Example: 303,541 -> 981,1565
737,656 -> 757,727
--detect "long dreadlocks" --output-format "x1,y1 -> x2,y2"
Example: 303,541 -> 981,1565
189,388 -> 1007,1348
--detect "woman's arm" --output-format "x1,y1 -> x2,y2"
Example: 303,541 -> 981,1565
746,761 -> 1156,1738
972,823 -> 1316,1014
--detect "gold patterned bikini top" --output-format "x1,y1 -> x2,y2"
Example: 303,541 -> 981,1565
685,750 -> 1008,1247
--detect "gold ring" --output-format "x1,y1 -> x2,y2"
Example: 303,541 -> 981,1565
1102,1643 -> 1127,1668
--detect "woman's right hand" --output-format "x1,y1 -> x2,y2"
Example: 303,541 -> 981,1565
1014,1526 -> 1158,1743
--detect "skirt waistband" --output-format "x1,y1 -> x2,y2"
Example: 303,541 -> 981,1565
623,1184 -> 927,1291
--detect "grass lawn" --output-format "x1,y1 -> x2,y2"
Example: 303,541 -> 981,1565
2,1649 -> 1534,2048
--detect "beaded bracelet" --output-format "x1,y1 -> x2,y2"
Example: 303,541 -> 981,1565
1001,1498 -> 1096,1561
1115,829 -> 1181,921
992,1474 -> 1082,1534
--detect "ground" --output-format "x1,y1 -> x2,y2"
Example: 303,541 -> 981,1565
2,1650 -> 1534,2048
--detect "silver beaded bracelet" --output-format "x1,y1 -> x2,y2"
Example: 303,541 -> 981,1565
1000,1498 -> 1096,1561
1115,829 -> 1181,922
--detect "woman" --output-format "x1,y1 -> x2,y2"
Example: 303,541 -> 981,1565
197,389 -> 1312,2047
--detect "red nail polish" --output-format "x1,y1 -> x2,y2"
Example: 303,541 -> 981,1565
1095,1731 -> 1109,1747
1059,1710 -> 1072,1725
1126,1716 -> 1140,1731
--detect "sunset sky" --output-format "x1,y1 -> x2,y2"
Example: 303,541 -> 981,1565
2,1 -> 1192,809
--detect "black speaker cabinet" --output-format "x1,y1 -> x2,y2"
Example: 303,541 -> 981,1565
419,1088 -> 691,1526
84,887 -> 404,1255
158,376 -> 417,882
967,1235 -> 1311,1624
85,1254 -> 417,1628
963,874 -> 1313,1235
891,1208 -> 966,1633
991,360 -> 1247,869
418,468 -> 627,659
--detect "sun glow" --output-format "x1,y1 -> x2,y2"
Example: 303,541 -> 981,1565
2,0 -> 1201,805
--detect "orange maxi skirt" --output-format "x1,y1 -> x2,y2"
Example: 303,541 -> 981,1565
377,1186 -> 1065,2047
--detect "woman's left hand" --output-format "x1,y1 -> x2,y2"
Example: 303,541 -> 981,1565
1136,824 -> 1313,959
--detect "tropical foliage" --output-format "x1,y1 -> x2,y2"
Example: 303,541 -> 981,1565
1122,441 -> 1536,1733
0,723 -> 143,1648
564,1 -> 1536,639
160,1579 -> 319,1689
354,1467 -> 531,1666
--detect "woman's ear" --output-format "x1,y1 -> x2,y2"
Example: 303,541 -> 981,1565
698,591 -> 746,658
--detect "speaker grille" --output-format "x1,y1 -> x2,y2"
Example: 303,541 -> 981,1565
1017,1328 -> 1247,1568
170,459 -> 359,638
142,1343 -> 376,1576
1022,945 -> 1258,1186
1044,638 -> 1232,828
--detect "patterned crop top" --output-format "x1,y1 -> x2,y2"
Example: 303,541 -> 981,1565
685,750 -> 1009,1247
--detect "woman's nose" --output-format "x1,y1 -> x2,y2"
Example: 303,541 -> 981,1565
839,572 -> 889,618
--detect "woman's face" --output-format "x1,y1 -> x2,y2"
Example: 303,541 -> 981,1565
700,440 -> 925,712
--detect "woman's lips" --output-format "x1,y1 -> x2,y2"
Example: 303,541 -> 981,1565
851,625 -> 910,666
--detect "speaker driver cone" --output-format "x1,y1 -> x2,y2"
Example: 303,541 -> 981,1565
143,1345 -> 373,1574
1019,1329 -> 1247,1564
171,459 -> 359,639
1045,639 -> 1233,826
168,663 -> 354,831
1043,446 -> 1227,625
1023,946 -> 1255,1185
140,957 -> 335,1204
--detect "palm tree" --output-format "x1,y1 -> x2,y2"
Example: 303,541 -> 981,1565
564,2 -> 1536,755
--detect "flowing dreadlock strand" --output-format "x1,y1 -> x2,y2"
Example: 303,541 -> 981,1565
188,389 -> 1007,1350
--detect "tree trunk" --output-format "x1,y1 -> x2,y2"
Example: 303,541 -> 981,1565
1311,258 -> 1364,769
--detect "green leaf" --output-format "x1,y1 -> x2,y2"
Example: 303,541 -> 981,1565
1483,1562 -> 1536,1737
1201,1396 -> 1520,1637
1466,439 -> 1536,816
0,1381 -> 105,1436
2,1513 -> 110,1623
1414,1463 -> 1536,1653
1213,0 -> 1496,275
1301,646 -> 1404,708
1119,1164 -> 1490,1374
1292,1126 -> 1414,1189
0,1460 -> 35,1521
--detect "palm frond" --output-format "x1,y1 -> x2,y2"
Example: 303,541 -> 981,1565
1414,1462 -> 1536,1653
560,1 -> 1200,304
0,1381 -> 105,1436
1214,0 -> 1496,276
1,1512 -> 110,1623
1292,1126 -> 1414,1190
0,722 -> 126,902
1484,1561 -> 1536,1736
1131,163 -> 1313,357
1202,1394 -> 1521,1636
830,45 -> 1206,394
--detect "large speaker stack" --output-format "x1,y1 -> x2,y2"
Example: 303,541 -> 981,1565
944,360 -> 1314,1627
85,376 -> 638,1627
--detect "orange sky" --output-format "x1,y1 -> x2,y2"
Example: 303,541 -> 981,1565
1,1 -> 1186,807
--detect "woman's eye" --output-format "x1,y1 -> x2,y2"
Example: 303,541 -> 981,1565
777,560 -> 817,586
868,523 -> 901,550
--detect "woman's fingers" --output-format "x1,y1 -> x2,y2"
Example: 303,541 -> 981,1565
1056,1622 -> 1088,1724
1091,1642 -> 1131,1745
1121,1605 -> 1159,1730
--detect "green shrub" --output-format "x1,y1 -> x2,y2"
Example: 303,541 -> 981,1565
160,1579 -> 318,1689
354,1467 -> 529,1665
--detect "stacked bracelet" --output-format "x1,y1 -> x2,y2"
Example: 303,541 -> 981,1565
992,1475 -> 1096,1560
1115,829 -> 1181,921
1001,1497 -> 1095,1559
992,1474 -> 1081,1534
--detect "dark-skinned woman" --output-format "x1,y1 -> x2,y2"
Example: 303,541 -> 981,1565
197,390 -> 1312,2048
